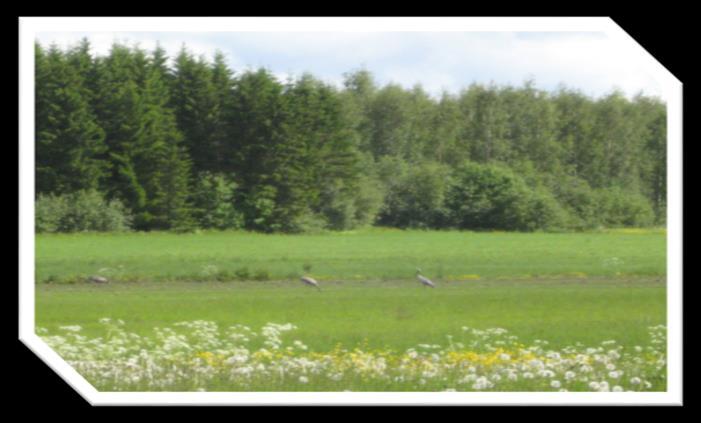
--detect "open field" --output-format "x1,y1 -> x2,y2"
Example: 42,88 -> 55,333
34,229 -> 667,391
35,228 -> 666,284
36,278 -> 665,351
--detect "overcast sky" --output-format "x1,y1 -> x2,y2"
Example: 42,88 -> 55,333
35,31 -> 663,100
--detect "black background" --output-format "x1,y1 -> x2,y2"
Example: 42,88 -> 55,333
13,13 -> 689,411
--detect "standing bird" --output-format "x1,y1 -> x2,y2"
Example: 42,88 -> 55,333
300,276 -> 322,291
415,268 -> 435,288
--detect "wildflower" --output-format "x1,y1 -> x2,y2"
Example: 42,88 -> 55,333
472,376 -> 492,390
612,386 -> 623,392
299,376 -> 309,384
550,380 -> 561,389
630,377 -> 641,385
580,365 -> 593,373
539,370 -> 555,378
565,371 -> 576,381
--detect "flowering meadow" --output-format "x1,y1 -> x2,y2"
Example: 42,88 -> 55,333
39,319 -> 666,392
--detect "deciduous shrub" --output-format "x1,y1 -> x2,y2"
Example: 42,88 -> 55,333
446,162 -> 566,231
378,160 -> 453,228
35,190 -> 133,233
594,187 -> 655,227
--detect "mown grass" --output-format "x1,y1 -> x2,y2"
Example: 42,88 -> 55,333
36,278 -> 665,351
35,228 -> 666,284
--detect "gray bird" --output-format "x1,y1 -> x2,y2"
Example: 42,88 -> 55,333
415,268 -> 435,288
88,275 -> 109,284
300,276 -> 321,291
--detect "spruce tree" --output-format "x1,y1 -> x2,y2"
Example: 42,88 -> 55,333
35,42 -> 106,195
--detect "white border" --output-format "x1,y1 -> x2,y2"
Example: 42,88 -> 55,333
19,17 -> 682,406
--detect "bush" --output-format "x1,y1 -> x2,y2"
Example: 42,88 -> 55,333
317,172 -> 384,231
36,190 -> 133,233
446,162 -> 531,230
378,161 -> 453,228
525,188 -> 569,231
446,162 -> 565,231
550,175 -> 600,230
243,185 -> 279,232
594,187 -> 655,227
191,172 -> 244,230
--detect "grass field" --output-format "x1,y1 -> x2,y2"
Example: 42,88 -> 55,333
35,227 -> 666,283
34,228 -> 667,392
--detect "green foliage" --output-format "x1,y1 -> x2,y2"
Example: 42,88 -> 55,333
35,41 -> 665,233
447,162 -> 528,230
35,43 -> 107,195
379,161 -> 453,228
191,172 -> 243,230
446,162 -> 565,231
594,187 -> 655,227
243,185 -> 279,232
36,190 -> 133,233
550,174 -> 600,230
525,188 -> 569,231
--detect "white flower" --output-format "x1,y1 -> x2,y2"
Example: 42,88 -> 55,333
589,381 -> 600,390
539,370 -> 555,378
550,380 -> 561,389
612,386 -> 623,392
580,365 -> 593,373
565,371 -> 576,380
472,376 -> 492,390
630,377 -> 641,385
299,376 -> 309,384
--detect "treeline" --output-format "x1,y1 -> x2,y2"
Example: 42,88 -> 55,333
35,40 -> 666,233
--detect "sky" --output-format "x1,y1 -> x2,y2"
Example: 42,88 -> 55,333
35,31 -> 663,100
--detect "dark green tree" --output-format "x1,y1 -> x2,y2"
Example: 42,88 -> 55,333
35,43 -> 107,195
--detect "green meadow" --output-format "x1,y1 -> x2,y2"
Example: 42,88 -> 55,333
36,228 -> 666,350
35,228 -> 666,284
